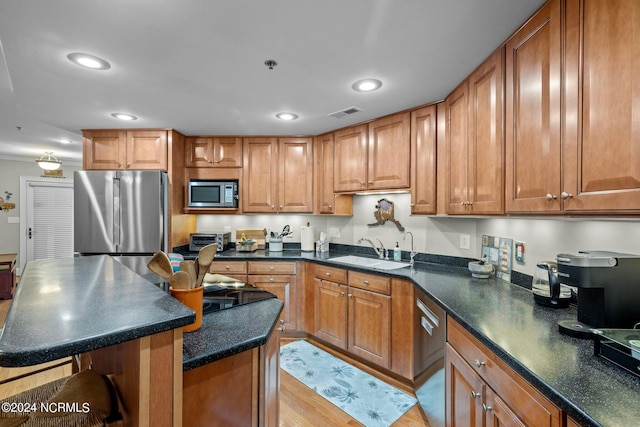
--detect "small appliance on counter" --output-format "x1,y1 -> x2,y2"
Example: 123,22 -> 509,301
556,251 -> 640,338
189,232 -> 232,252
531,261 -> 572,307
593,328 -> 640,379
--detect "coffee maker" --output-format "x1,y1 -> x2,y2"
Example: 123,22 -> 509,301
556,251 -> 640,338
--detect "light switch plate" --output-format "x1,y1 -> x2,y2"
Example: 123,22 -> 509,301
515,241 -> 526,263
8,217 -> 19,223
460,234 -> 470,250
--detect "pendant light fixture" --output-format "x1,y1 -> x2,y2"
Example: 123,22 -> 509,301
36,152 -> 62,170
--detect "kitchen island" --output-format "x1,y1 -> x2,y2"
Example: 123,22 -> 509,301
178,245 -> 640,427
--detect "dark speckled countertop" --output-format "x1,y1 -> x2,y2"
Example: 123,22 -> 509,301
0,255 -> 195,367
185,246 -> 639,427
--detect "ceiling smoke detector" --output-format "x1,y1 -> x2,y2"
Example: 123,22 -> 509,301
328,106 -> 363,119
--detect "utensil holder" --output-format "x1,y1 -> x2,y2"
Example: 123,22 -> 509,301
269,238 -> 283,252
170,285 -> 203,332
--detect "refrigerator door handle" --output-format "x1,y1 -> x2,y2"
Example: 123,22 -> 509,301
113,176 -> 121,247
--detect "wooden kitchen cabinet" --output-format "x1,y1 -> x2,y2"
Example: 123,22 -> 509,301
314,132 -> 353,215
445,48 -> 504,214
185,136 -> 242,168
247,261 -> 297,331
83,129 -> 168,170
312,265 -> 391,370
411,104 -> 438,214
0,254 -> 16,300
505,0 -> 562,213
562,0 -> 640,213
209,259 -> 248,283
446,318 -> 561,427
333,112 -> 410,193
243,137 -> 313,213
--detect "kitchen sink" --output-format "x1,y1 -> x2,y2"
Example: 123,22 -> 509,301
329,255 -> 411,270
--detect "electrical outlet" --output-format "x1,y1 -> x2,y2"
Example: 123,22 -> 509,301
329,227 -> 340,238
459,233 -> 470,250
8,217 -> 19,224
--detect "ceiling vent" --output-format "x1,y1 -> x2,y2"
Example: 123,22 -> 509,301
328,106 -> 363,119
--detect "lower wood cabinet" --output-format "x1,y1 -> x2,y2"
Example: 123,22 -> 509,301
446,318 -> 561,427
247,261 -> 298,332
182,329 -> 280,427
312,265 -> 391,369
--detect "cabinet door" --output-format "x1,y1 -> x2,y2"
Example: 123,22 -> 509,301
278,137 -> 313,213
83,130 -> 126,170
564,0 -> 640,212
505,0 -> 562,213
126,130 -> 168,170
334,124 -> 368,192
484,388 -> 526,427
469,48 -> 505,214
248,275 -> 296,331
316,133 -> 335,214
314,279 -> 347,349
446,344 -> 484,427
411,105 -> 437,214
185,137 -> 214,167
213,137 -> 243,167
367,112 -> 411,190
445,81 -> 470,214
243,137 -> 278,213
259,328 -> 280,427
347,287 -> 391,369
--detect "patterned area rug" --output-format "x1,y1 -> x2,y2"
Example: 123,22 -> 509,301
280,340 -> 417,427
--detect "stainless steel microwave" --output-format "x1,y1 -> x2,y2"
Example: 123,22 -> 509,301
187,180 -> 238,208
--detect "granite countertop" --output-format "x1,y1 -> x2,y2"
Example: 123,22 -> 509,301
189,246 -> 639,427
182,298 -> 283,371
0,255 -> 195,367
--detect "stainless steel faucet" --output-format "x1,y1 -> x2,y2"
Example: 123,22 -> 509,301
403,231 -> 417,266
357,238 -> 385,259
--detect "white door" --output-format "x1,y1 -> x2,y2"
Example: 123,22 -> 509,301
19,177 -> 74,273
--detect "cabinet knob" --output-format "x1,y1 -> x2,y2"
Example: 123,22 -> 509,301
340,292 -> 345,296
348,293 -> 353,298
277,319 -> 286,332
279,205 -> 283,209
470,391 -> 481,399
482,404 -> 492,412
363,280 -> 369,285
328,205 -> 332,208
545,193 -> 557,201
475,360 -> 486,368
360,181 -> 365,186
269,266 -> 274,270
561,191 -> 573,199
225,265 -> 230,270
269,278 -> 273,282
325,272 -> 331,276
271,205 -> 275,209
411,203 -> 415,207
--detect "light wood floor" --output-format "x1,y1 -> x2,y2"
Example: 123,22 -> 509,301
1,300 -> 429,426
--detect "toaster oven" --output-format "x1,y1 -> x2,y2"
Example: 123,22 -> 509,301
189,232 -> 232,252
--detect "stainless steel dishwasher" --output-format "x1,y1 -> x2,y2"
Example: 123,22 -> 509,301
414,290 -> 446,427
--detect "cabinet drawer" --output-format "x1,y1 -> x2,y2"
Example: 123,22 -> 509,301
447,318 -> 561,426
314,265 -> 348,284
348,271 -> 390,295
210,260 -> 247,275
248,261 -> 296,275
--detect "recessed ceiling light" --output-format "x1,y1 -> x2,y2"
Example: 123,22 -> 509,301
57,139 -> 73,144
276,112 -> 299,121
111,113 -> 138,121
352,78 -> 383,92
67,52 -> 111,70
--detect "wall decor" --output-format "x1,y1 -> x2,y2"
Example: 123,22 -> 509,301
368,198 -> 404,232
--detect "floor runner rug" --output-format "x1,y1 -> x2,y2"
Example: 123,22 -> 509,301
280,340 -> 417,427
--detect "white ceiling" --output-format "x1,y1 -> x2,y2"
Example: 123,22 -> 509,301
0,0 -> 545,166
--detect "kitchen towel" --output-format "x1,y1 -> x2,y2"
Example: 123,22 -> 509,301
301,225 -> 315,252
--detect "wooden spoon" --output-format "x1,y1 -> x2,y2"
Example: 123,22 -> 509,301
147,251 -> 174,280
196,244 -> 218,287
180,260 -> 197,288
169,271 -> 191,290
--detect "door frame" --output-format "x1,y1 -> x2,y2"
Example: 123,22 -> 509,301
19,176 -> 74,275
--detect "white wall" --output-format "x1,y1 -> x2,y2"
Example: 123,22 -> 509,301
197,192 -> 640,277
0,159 -> 81,268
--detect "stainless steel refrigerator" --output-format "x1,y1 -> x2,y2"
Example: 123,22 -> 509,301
74,170 -> 168,281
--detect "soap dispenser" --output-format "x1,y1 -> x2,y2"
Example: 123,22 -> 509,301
393,242 -> 401,261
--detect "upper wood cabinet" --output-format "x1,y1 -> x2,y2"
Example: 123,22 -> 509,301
185,137 -> 242,168
314,132 -> 353,215
445,48 -> 504,215
242,137 -> 313,213
83,129 -> 168,171
410,105 -> 438,214
505,0 -> 562,213
563,0 -> 640,213
334,112 -> 410,193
